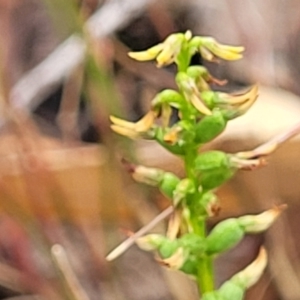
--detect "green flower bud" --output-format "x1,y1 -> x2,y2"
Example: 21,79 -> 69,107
201,291 -> 220,300
194,110 -> 227,144
158,239 -> 180,259
194,151 -> 236,190
206,219 -> 244,255
130,164 -> 180,199
206,206 -> 284,256
218,281 -> 244,300
160,172 -> 181,199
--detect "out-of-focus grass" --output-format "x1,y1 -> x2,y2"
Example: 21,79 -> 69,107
0,1 -> 141,299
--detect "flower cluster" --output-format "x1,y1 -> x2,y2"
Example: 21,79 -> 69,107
108,31 -> 284,299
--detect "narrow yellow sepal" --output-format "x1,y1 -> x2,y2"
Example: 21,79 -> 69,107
190,93 -> 212,116
221,85 -> 258,105
110,115 -> 136,129
128,44 -> 164,61
200,37 -> 245,61
110,125 -> 139,139
210,45 -> 244,61
110,111 -> 156,136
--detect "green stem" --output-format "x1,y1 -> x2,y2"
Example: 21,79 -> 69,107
184,147 -> 215,294
190,214 -> 205,237
198,257 -> 214,293
184,148 -> 196,179
177,49 -> 215,295
177,48 -> 192,72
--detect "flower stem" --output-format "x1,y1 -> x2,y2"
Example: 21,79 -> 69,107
184,147 -> 215,294
198,257 -> 214,293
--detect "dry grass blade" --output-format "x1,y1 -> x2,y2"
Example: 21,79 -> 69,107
106,206 -> 174,261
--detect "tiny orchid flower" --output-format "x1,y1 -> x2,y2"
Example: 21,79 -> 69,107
128,31 -> 192,67
110,110 -> 157,139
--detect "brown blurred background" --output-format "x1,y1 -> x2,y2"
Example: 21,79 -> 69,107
0,0 -> 300,299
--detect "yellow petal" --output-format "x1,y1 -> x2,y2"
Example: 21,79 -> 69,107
199,47 -> 215,62
156,46 -> 176,67
135,110 -> 156,131
203,38 -> 245,61
209,46 -> 243,60
110,110 -> 156,133
147,43 -> 164,55
235,85 -> 259,114
110,115 -> 136,129
128,44 -> 164,61
211,44 -> 244,60
217,44 -> 245,53
161,104 -> 172,127
128,51 -> 155,61
220,85 -> 259,105
190,93 -> 212,115
197,77 -> 211,91
156,33 -> 186,67
110,125 -> 139,139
